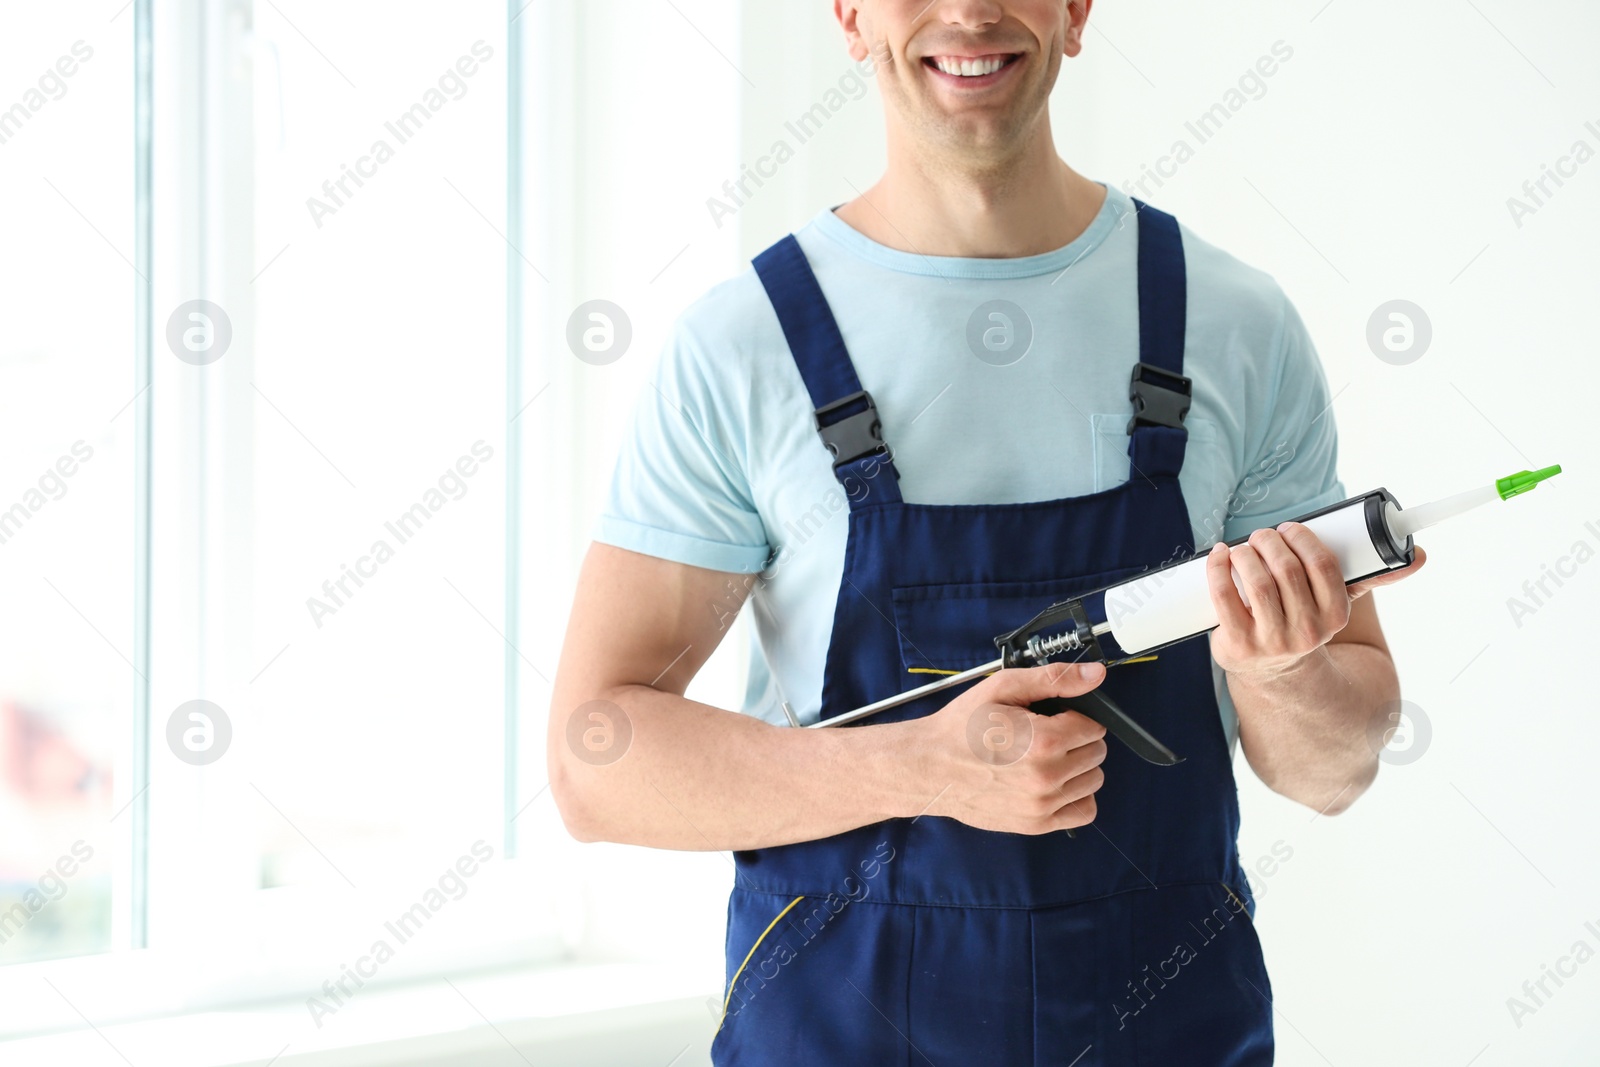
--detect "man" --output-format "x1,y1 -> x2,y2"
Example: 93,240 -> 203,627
550,1 -> 1426,1062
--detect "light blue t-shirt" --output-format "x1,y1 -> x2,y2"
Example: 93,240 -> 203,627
594,182 -> 1347,751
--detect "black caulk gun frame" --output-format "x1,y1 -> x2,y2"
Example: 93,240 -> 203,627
993,597 -> 1185,768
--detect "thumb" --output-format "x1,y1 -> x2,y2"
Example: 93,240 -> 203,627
984,662 -> 1106,706
1348,544 -> 1427,600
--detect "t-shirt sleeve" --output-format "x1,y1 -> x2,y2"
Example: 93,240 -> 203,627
591,320 -> 772,574
1221,289 -> 1347,541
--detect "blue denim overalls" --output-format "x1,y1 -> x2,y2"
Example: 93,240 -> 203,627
712,202 -> 1274,1066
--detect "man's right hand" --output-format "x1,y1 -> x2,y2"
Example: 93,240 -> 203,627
909,663 -> 1111,836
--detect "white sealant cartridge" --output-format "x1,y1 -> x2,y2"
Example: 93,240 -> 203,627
1093,465 -> 1562,660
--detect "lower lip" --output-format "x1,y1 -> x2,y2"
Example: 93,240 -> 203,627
923,55 -> 1022,90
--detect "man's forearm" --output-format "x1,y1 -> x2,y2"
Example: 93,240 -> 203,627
549,684 -> 931,851
1225,640 -> 1399,815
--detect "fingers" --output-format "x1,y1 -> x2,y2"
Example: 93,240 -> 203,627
1248,524 -> 1338,645
1027,727 -> 1107,778
1274,521 -> 1349,623
983,662 -> 1106,707
1206,540 -> 1254,633
1022,744 -> 1106,833
1251,525 -> 1316,616
1224,525 -> 1350,641
986,709 -> 1105,810
1228,536 -> 1284,622
1347,544 -> 1428,600
959,669 -> 1121,836
1030,713 -> 1107,755
1056,764 -> 1105,808
1049,789 -> 1099,831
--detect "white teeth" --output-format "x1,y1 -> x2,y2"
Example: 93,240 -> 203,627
933,56 -> 1006,77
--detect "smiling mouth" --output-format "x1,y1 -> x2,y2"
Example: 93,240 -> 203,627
923,53 -> 1022,79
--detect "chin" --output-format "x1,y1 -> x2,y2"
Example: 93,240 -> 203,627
916,107 -> 1037,157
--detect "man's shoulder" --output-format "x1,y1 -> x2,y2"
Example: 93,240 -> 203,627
1173,213 -> 1289,324
669,256 -> 784,365
666,224 -> 849,381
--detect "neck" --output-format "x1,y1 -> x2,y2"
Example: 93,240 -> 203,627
834,121 -> 1106,259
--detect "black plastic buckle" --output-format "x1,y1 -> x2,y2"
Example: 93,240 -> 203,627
814,390 -> 888,468
1127,362 -> 1192,434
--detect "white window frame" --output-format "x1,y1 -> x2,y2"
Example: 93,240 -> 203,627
0,0 -> 582,1037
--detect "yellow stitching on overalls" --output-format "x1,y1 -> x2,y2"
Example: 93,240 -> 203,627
717,895 -> 806,1033
1221,882 -> 1248,914
906,654 -> 1159,677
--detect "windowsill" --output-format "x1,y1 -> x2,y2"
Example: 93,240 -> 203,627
2,958 -> 720,1066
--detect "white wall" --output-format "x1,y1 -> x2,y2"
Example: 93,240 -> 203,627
1044,4 -> 1600,1064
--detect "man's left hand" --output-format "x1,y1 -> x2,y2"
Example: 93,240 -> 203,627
1206,521 -> 1428,678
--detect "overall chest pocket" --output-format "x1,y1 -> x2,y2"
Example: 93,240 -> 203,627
1090,413 -> 1221,492
889,566 -> 1152,676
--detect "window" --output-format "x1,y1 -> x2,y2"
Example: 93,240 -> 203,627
0,0 -> 749,1041
0,4 -> 132,970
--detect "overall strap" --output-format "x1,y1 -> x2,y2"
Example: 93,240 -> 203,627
753,234 -> 902,504
1127,199 -> 1192,479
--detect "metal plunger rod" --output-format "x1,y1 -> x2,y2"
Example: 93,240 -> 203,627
808,658 -> 1003,729
812,615 -> 1117,730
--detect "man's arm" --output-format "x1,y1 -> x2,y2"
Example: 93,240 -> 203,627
547,543 -> 1113,851
1210,522 -> 1428,815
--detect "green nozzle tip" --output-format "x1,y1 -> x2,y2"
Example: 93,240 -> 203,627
1496,464 -> 1562,500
